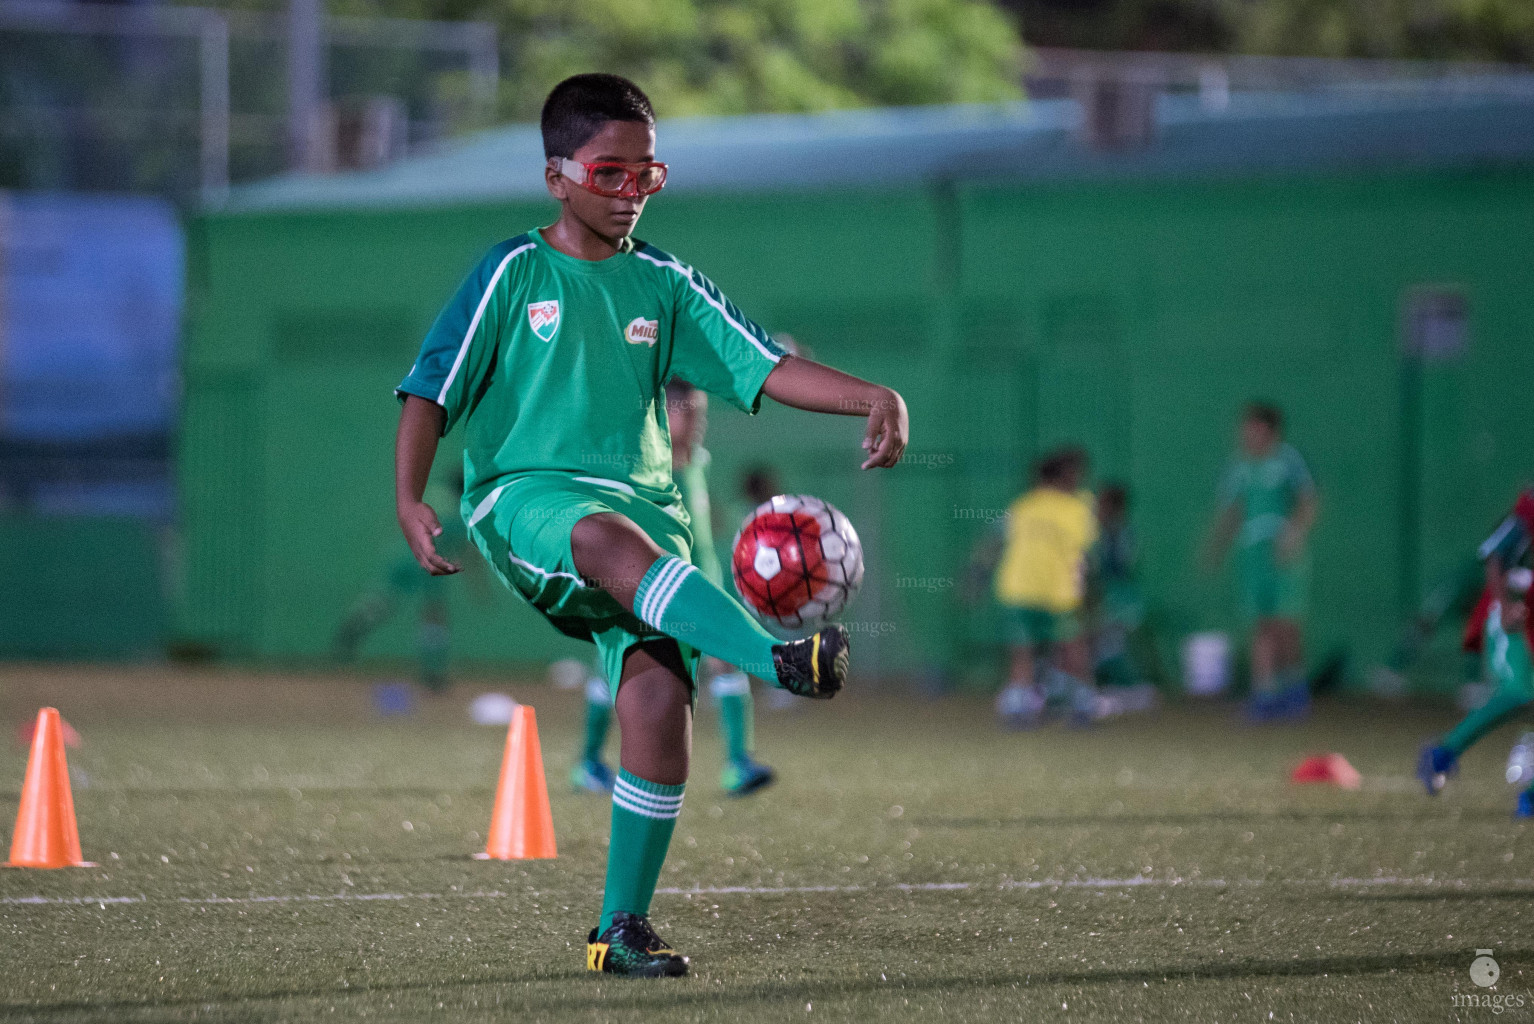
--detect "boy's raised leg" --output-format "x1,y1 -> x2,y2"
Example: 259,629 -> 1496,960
572,513 -> 847,696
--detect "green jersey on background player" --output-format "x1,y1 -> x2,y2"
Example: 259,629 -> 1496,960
392,74 -> 908,979
1205,401 -> 1318,723
572,379 -> 775,798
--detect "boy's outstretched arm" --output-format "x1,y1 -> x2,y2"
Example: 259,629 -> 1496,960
396,395 -> 461,575
761,356 -> 908,469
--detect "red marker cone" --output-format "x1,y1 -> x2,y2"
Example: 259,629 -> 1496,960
474,705 -> 557,860
8,708 -> 94,868
1290,753 -> 1362,790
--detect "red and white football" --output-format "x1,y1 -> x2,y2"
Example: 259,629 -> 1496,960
730,494 -> 864,633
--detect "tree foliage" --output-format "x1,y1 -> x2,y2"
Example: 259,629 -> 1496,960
244,0 -> 1026,119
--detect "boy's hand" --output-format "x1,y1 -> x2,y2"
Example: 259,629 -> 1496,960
758,359 -> 908,468
399,501 -> 461,575
861,388 -> 908,469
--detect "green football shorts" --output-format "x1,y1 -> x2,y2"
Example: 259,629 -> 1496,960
466,474 -> 700,701
1236,541 -> 1310,624
1000,604 -> 1082,648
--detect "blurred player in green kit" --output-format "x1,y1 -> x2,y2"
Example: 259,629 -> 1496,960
572,378 -> 776,797
335,470 -> 469,691
1419,567 -> 1534,816
1204,402 -> 1318,722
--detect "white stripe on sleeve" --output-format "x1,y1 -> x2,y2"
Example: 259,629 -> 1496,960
634,250 -> 782,364
436,242 -> 534,405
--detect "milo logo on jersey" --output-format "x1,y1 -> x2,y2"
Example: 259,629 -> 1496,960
528,300 -> 560,342
625,317 -> 659,347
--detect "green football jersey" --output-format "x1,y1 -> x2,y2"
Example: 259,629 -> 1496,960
674,446 -> 721,585
1218,442 -> 1315,548
396,228 -> 786,522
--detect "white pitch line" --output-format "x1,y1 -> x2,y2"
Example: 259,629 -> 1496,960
0,895 -> 145,906
3,875 -> 1531,908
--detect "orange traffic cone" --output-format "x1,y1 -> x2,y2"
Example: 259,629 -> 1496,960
473,704 -> 557,860
8,708 -> 94,868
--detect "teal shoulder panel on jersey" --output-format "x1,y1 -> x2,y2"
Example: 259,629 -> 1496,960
396,233 -> 536,433
633,241 -> 786,415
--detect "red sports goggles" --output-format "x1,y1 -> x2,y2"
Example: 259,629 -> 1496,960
556,157 -> 668,198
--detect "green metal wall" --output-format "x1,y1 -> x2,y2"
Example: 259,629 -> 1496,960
180,169 -> 1534,687
0,516 -> 168,658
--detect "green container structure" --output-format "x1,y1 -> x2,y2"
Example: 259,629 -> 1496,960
181,91 -> 1534,689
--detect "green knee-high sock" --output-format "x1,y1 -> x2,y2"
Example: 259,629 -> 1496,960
581,675 -> 612,764
633,556 -> 780,679
1444,686 -> 1532,755
710,672 -> 754,763
600,769 -> 685,930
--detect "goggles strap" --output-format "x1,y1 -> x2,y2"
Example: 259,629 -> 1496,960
558,157 -> 591,185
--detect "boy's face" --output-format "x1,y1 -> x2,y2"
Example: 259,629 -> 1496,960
1240,418 -> 1277,457
545,120 -> 657,241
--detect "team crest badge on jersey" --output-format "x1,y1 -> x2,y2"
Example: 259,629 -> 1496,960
528,300 -> 560,342
625,316 -> 659,347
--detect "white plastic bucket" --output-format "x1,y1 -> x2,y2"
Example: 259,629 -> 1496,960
1183,632 -> 1232,696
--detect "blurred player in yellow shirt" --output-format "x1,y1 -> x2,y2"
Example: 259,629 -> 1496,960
993,447 -> 1101,728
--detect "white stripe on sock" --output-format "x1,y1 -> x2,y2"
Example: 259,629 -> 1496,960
710,672 -> 751,698
613,778 -> 684,808
647,562 -> 696,628
638,561 -> 681,625
638,558 -> 687,626
612,792 -> 683,820
613,779 -> 684,814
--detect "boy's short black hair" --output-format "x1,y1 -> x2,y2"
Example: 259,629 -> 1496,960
1098,481 -> 1129,511
1244,401 -> 1283,432
541,74 -> 655,159
1036,446 -> 1088,486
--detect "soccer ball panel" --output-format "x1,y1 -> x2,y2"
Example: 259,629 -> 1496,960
752,546 -> 782,580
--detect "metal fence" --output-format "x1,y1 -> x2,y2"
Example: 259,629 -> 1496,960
0,1 -> 497,204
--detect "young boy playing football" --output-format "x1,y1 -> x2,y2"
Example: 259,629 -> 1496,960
1418,490 -> 1534,805
1419,567 -> 1534,815
393,74 -> 907,978
1374,489 -> 1534,695
1203,402 -> 1318,722
572,379 -> 776,798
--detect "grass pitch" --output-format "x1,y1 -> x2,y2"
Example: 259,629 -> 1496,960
1,664 -> 1531,1022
